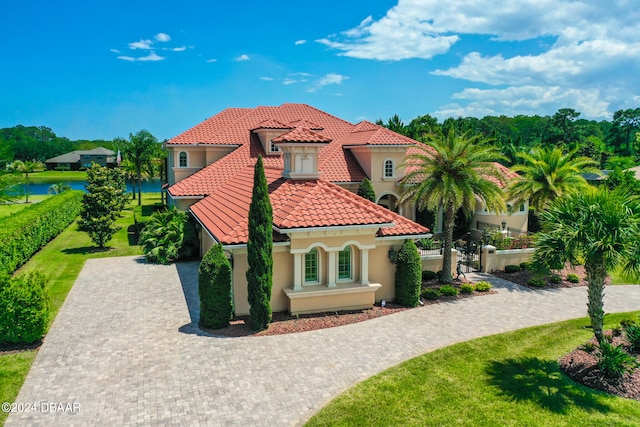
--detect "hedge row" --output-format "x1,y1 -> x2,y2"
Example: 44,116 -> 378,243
0,191 -> 83,276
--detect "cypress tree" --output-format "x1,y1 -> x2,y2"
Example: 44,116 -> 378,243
394,239 -> 422,307
246,155 -> 273,331
357,177 -> 376,202
199,244 -> 233,329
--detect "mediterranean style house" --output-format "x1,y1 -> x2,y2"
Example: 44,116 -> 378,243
166,103 -> 525,315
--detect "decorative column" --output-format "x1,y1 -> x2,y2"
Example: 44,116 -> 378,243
293,252 -> 302,291
360,248 -> 369,285
327,250 -> 337,288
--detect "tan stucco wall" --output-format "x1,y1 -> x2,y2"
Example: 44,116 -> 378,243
482,247 -> 535,273
473,211 -> 528,234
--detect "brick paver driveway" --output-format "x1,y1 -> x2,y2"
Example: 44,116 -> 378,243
7,256 -> 640,426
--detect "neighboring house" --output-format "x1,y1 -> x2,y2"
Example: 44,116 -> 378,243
166,103 -> 522,315
45,147 -> 115,170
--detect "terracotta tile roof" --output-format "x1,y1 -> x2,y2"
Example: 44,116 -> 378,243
168,108 -> 253,145
189,164 -> 429,245
287,119 -> 324,130
251,119 -> 292,130
272,127 -> 332,144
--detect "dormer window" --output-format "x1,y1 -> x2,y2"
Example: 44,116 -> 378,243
269,140 -> 280,153
179,151 -> 188,167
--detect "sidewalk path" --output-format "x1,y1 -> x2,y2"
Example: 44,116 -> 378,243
7,257 -> 640,426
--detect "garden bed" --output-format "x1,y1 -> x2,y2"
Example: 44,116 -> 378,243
492,265 -> 589,289
559,332 -> 640,401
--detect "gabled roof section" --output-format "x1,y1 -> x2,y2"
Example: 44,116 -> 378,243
168,108 -> 253,145
287,119 -> 323,130
188,164 -> 429,245
272,127 -> 332,144
344,122 -> 416,147
251,119 -> 292,131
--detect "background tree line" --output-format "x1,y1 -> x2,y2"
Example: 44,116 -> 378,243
0,125 -> 115,167
377,107 -> 640,169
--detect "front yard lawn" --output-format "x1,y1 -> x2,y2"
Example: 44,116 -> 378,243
306,311 -> 640,427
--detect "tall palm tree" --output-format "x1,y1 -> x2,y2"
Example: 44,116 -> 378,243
400,129 -> 506,283
508,147 -> 599,212
533,187 -> 640,344
11,160 -> 45,203
116,130 -> 159,206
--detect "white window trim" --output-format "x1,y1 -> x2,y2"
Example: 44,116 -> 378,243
383,158 -> 395,179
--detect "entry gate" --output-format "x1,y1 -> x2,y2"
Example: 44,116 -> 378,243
455,234 -> 482,274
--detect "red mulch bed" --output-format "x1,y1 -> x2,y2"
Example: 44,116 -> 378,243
492,265 -> 590,289
205,279 -> 495,337
559,332 -> 640,401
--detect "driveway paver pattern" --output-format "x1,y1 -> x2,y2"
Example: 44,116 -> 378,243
7,256 -> 640,426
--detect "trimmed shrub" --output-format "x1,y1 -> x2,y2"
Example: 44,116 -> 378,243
520,261 -> 531,271
357,177 -> 376,202
199,244 -> 233,329
0,272 -> 49,345
596,341 -> 639,379
439,284 -> 459,297
422,270 -> 438,281
549,275 -> 562,284
422,288 -> 441,300
621,318 -> 640,353
475,281 -> 492,292
0,190 -> 83,276
566,273 -> 580,283
460,283 -> 475,294
528,277 -> 546,288
504,264 -> 520,273
395,240 -> 422,307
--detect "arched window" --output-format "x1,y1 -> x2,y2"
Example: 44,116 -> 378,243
384,159 -> 394,178
338,247 -> 352,280
305,248 -> 319,283
179,151 -> 188,168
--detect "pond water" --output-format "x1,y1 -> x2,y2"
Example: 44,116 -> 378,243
13,179 -> 163,195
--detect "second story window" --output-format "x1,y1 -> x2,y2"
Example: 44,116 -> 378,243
179,152 -> 187,167
384,159 -> 394,178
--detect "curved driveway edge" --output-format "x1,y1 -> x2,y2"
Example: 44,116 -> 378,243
7,256 -> 640,426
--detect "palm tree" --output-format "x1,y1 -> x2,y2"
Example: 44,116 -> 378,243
11,160 -> 45,203
116,130 -> 159,206
508,147 -> 599,212
400,129 -> 506,283
533,187 -> 640,344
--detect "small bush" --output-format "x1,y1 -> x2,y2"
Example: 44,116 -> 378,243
520,261 -> 530,271
439,284 -> 459,297
475,281 -> 491,292
566,273 -> 580,283
596,341 -> 639,379
460,283 -> 475,294
549,275 -> 562,284
621,318 -> 640,353
504,265 -> 520,273
394,240 -> 422,307
140,208 -> 187,264
421,288 -> 441,300
199,244 -> 233,329
0,273 -> 49,345
422,270 -> 438,281
528,277 -> 546,288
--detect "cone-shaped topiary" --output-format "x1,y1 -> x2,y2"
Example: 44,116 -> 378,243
199,244 -> 233,329
246,155 -> 273,331
357,177 -> 376,202
394,239 -> 422,307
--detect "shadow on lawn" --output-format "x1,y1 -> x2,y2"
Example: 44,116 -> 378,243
485,357 -> 611,414
61,246 -> 111,255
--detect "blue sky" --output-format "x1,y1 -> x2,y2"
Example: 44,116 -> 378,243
2,0 -> 639,141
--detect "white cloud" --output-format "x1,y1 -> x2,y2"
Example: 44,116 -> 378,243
170,46 -> 187,52
154,33 -> 171,42
295,40 -> 306,45
260,76 -> 274,81
206,58 -> 218,63
235,54 -> 250,61
117,51 -> 166,62
319,0 -> 640,117
110,49 -> 120,54
283,78 -> 300,85
129,39 -> 153,50
307,73 -> 349,92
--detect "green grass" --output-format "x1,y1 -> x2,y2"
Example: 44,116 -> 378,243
0,192 -> 161,425
28,170 -> 87,181
0,195 -> 51,218
609,265 -> 640,285
307,312 -> 640,427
